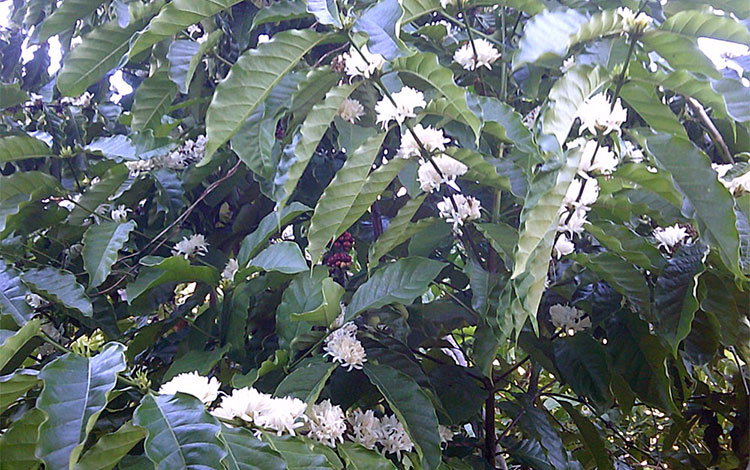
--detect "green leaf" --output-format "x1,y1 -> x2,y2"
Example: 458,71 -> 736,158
660,10 -> 750,44
274,358 -> 337,403
262,434 -> 338,470
619,82 -> 687,138
307,0 -> 341,28
646,135 -> 743,279
22,268 -> 93,317
466,95 -> 536,154
272,82 -> 361,209
291,278 -> 344,326
338,442 -> 397,470
163,345 -> 229,381
475,222 -> 518,269
0,408 -> 44,470
220,426 -> 286,470
602,163 -> 683,209
125,256 -> 220,303
0,83 -> 30,109
38,0 -> 105,40
133,393 -> 226,470
554,335 -> 613,413
82,221 -> 136,289
0,135 -> 54,162
654,243 -> 708,354
129,0 -> 243,58
392,53 -> 481,139
237,202 -> 311,265
444,147 -> 510,191
0,319 -> 41,372
76,422 -> 146,470
513,9 -> 589,70
132,67 -> 178,132
0,260 -> 34,326
560,402 -> 613,470
231,104 -> 278,179
542,64 -> 608,145
711,76 -> 750,123
362,363 -> 441,470
205,30 -> 332,160
67,164 -> 129,225
640,30 -> 720,79
346,257 -> 446,320
57,2 -> 164,96
249,241 -> 308,274
252,0 -> 309,31
36,343 -> 127,470
586,218 -> 664,270
368,195 -> 426,268
276,267 -> 328,351
307,132 -> 386,264
353,0 -> 405,60
0,370 -> 40,414
573,251 -> 651,313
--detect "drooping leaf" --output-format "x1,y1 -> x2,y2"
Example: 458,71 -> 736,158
291,278 -> 344,326
619,82 -> 687,138
220,426 -> 286,470
231,104 -> 278,178
337,442 -> 398,470
346,257 -> 446,320
76,422 -> 146,470
85,135 -> 137,162
0,370 -> 40,414
475,222 -> 518,269
132,67 -> 178,132
560,402 -> 613,470
368,195 -> 426,268
640,30 -> 719,79
133,393 -> 226,470
363,363 -> 442,470
276,267 -> 328,351
513,9 -> 589,69
466,94 -> 536,154
274,358 -> 337,403
248,241 -> 308,274
0,135 -> 54,162
573,251 -> 650,313
307,0 -> 341,28
646,135 -> 743,279
554,334 -> 613,413
262,433 -> 338,470
36,343 -> 127,470
205,30 -> 332,160
252,0 -> 310,31
82,221 -> 136,289
38,0 -> 106,40
0,408 -> 44,470
353,0 -> 405,60
0,319 -> 41,372
392,52 -> 481,139
22,268 -> 93,317
237,202 -> 311,265
129,0 -> 243,57
307,132 -> 386,264
125,256 -> 220,303
660,10 -> 750,44
67,164 -> 129,225
0,259 -> 34,326
0,83 -> 30,109
342,156 -> 408,234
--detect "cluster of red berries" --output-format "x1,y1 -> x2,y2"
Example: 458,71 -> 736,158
324,232 -> 355,281
333,231 -> 354,251
325,252 -> 353,269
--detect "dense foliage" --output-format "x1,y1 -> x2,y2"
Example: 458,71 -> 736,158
0,0 -> 749,469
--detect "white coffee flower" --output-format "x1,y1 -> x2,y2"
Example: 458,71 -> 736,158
553,234 -> 575,259
343,45 -> 386,78
577,93 -> 627,136
453,39 -> 501,71
257,396 -> 308,436
623,140 -> 645,163
375,87 -> 426,129
617,7 -> 653,32
172,233 -> 209,259
158,371 -> 220,404
348,409 -> 382,449
379,414 -> 414,458
549,304 -> 591,333
563,177 -> 599,208
653,224 -> 688,251
439,425 -> 454,445
440,0 -> 457,8
522,105 -> 541,129
125,159 -> 157,176
437,194 -> 482,231
561,56 -> 575,73
324,322 -> 367,371
162,135 -> 207,169
222,258 -> 239,281
558,207 -> 588,236
62,91 -> 92,108
25,293 -> 45,308
110,205 -> 131,223
338,98 -> 365,124
713,163 -> 750,195
569,138 -> 618,175
397,124 -> 450,159
257,34 -> 271,45
308,400 -> 347,447
417,155 -> 468,193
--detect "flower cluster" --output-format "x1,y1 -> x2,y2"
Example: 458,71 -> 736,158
453,39 -> 502,71
652,224 -> 689,252
222,258 -> 239,281
110,205 -> 131,223
417,155 -> 468,193
342,45 -> 385,79
713,164 -> 750,196
172,233 -> 209,259
211,387 -> 307,436
549,304 -> 591,333
125,136 -> 207,175
324,322 -> 367,371
375,87 -> 426,129
437,194 -> 482,232
569,138 -> 619,176
617,7 -> 653,33
308,399 -> 347,447
577,93 -> 627,136
348,409 -> 414,458
397,124 -> 449,159
158,372 -> 221,404
338,98 -> 365,124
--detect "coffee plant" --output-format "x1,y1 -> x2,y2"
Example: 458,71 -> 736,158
0,0 -> 748,469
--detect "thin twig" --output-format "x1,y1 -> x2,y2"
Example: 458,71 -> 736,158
685,96 -> 733,163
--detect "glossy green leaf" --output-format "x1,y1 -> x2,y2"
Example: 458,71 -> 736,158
368,195 -> 426,268
231,104 -> 278,178
22,268 -> 93,317
0,83 -> 30,109
585,218 -> 664,270
67,164 -> 129,225
660,10 -> 750,44
619,82 -> 687,138
363,363 -> 441,470
133,393 -> 226,470
392,53 -> 481,139
205,30 -> 332,160
554,334 -> 613,413
711,76 -> 750,123
82,221 -> 136,289
308,132 -> 386,264
220,426 -> 286,470
347,257 -> 446,320
38,0 -> 105,40
0,259 -> 34,326
603,163 -> 683,209
513,9 -> 589,69
237,202 -> 311,265
125,256 -> 220,303
163,345 -> 229,381
466,94 -> 536,154
129,0 -> 243,57
307,0 -> 341,28
36,343 -> 127,470
291,278 -> 344,326
0,135 -> 54,162
0,370 -> 40,414
0,408 -> 44,470
343,156 -> 408,234
560,402 -> 612,470
249,241 -> 308,274
338,442 -> 397,470
262,434 -> 338,470
76,422 -> 146,470
132,67 -> 178,131
276,267 -> 327,351
445,147 -> 510,190
353,0 -> 404,60
57,2 -> 164,96
272,82 -> 360,209
646,135 -> 743,279
274,358 -> 337,403
573,251 -> 650,313
542,64 -> 608,145
0,319 -> 40,372
640,30 -> 720,79
475,222 -> 518,269
252,0 -> 309,31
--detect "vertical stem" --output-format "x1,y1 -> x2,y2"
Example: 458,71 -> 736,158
484,381 -> 497,467
458,1 -> 485,94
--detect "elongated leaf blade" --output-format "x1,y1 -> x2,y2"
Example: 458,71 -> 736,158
337,442 -> 397,470
38,0 -> 106,40
660,10 -> 750,44
83,221 -> 136,289
22,268 -> 93,317
0,135 -> 54,162
76,422 -> 146,470
132,67 -> 178,131
220,426 -> 286,470
0,370 -> 40,414
0,319 -> 41,372
368,195 -> 426,269
0,260 -> 34,326
0,408 -> 44,470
